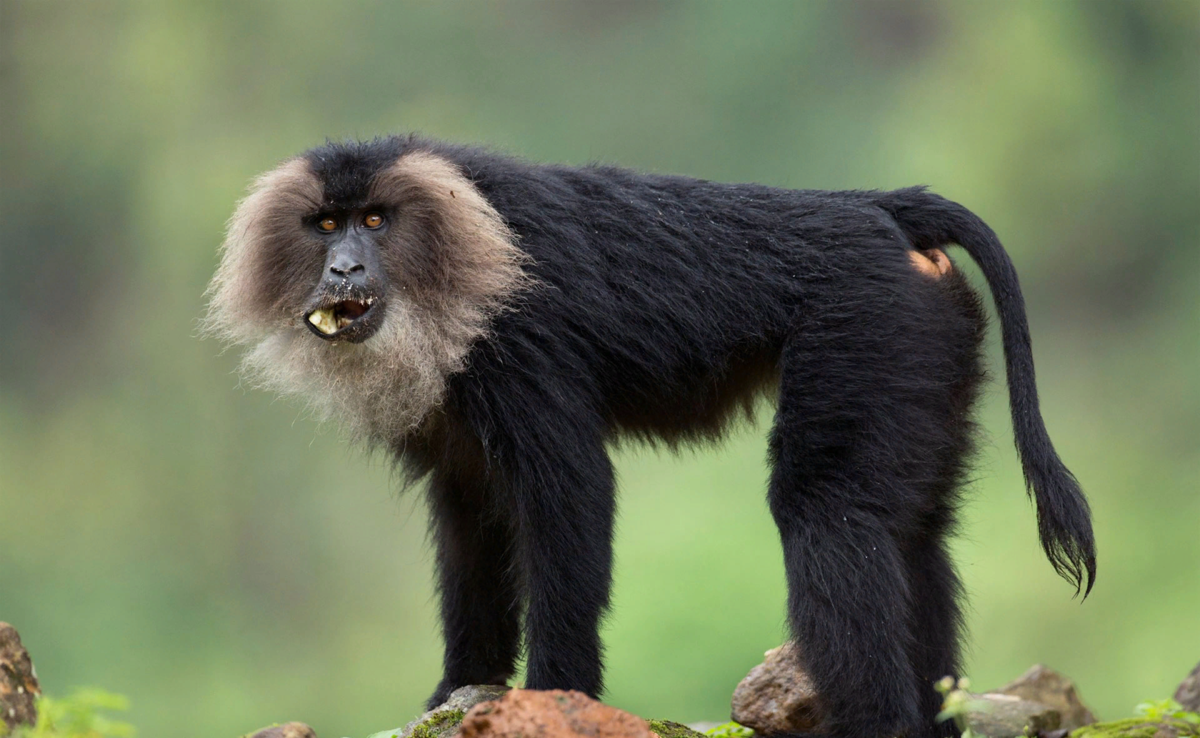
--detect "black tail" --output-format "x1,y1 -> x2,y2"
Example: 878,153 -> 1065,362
877,186 -> 1096,597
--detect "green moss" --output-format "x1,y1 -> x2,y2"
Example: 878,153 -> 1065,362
430,710 -> 467,727
408,709 -> 467,738
647,720 -> 710,738
366,707 -> 469,738
1070,718 -> 1200,738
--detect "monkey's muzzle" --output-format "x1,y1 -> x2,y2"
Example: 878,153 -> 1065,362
303,288 -> 384,343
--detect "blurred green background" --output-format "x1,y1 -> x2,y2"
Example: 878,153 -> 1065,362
1,1 -> 1197,736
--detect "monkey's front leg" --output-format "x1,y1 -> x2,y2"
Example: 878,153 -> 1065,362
508,433 -> 616,696
425,471 -> 522,709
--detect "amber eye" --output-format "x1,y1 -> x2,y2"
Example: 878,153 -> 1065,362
317,217 -> 339,232
363,212 -> 384,229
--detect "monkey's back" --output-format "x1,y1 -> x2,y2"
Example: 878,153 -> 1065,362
436,145 -> 982,446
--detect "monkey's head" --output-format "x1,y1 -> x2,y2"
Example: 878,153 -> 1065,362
204,139 -> 530,442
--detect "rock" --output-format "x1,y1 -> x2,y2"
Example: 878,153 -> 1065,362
435,685 -> 513,713
366,685 -> 511,738
995,664 -> 1097,729
966,693 -> 1061,738
1175,662 -> 1200,712
730,642 -> 824,735
0,622 -> 41,731
245,722 -> 318,738
646,720 -> 710,738
953,664 -> 1099,737
1070,717 -> 1200,738
458,689 -> 655,738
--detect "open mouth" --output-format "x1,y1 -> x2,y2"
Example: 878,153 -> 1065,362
304,298 -> 377,339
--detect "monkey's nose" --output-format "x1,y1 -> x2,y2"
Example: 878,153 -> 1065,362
329,252 -> 365,277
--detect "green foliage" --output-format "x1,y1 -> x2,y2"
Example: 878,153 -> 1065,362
703,722 -> 754,738
1132,699 -> 1200,725
3,690 -> 135,738
934,676 -> 990,738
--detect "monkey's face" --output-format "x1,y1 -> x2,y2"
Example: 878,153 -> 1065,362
301,210 -> 389,343
205,145 -> 530,442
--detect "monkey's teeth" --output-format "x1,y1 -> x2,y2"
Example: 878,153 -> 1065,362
307,309 -> 338,335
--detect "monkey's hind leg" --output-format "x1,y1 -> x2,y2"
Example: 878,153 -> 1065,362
902,525 -> 965,738
767,313 -> 955,738
902,278 -> 985,737
426,472 -> 522,709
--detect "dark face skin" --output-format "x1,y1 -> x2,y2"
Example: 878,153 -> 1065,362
303,209 -> 390,343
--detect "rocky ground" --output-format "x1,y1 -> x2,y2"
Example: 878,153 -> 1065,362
2,622 -> 1196,738
247,651 -> 1200,738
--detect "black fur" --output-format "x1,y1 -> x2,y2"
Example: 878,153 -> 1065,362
303,136 -> 1096,737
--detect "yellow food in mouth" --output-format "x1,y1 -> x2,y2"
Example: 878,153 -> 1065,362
307,308 -> 341,335
306,299 -> 373,336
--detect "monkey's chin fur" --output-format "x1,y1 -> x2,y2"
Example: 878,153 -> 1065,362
236,300 -> 467,444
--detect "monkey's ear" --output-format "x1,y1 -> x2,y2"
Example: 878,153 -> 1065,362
369,151 -> 533,307
204,158 -> 325,344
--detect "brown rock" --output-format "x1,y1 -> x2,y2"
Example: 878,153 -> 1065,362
0,622 -> 41,730
433,685 -> 512,714
246,723 -> 318,738
995,664 -> 1097,729
967,693 -> 1061,738
1175,661 -> 1200,712
730,642 -> 824,735
458,689 -> 655,738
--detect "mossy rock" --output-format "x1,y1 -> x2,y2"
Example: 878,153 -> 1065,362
411,709 -> 467,738
366,709 -> 465,738
1070,718 -> 1200,738
647,720 -> 711,738
366,685 -> 509,738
